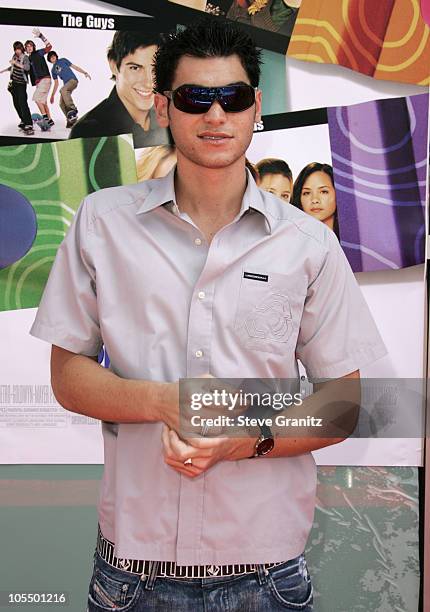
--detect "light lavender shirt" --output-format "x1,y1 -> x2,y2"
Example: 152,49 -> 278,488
30,168 -> 386,565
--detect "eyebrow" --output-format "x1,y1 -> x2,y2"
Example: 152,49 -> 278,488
124,62 -> 144,67
178,80 -> 249,88
303,184 -> 331,189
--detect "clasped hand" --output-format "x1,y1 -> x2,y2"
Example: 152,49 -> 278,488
161,424 -> 254,478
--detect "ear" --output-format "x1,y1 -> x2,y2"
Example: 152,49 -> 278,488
254,88 -> 262,123
154,93 -> 170,128
108,58 -> 119,80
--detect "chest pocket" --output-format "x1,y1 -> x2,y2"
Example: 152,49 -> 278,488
234,269 -> 307,356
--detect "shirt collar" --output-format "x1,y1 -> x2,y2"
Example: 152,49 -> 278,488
135,166 -> 274,235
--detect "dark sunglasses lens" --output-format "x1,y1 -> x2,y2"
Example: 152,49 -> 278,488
172,85 -> 255,114
173,86 -> 214,114
219,85 -> 255,112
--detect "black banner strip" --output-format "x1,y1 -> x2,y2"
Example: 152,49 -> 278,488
0,8 -> 169,31
259,107 -> 328,132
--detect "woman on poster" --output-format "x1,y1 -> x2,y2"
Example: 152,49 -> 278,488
293,162 -> 340,237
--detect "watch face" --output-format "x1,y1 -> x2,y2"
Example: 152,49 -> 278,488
257,437 -> 274,456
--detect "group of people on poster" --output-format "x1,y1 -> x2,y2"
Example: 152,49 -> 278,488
1,28 -> 91,134
252,158 -> 339,236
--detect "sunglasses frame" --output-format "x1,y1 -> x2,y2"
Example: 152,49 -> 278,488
163,83 -> 258,114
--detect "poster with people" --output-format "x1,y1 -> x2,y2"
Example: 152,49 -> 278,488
136,92 -> 428,274
102,0 -> 300,52
169,0 -> 301,37
0,8 -> 288,147
134,95 -> 427,467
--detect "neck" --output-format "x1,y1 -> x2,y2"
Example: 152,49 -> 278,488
117,89 -> 151,130
324,216 -> 335,231
174,154 -> 248,241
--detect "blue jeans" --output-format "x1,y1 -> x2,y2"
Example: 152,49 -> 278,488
87,550 -> 313,611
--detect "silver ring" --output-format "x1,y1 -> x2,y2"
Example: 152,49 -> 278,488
184,458 -> 193,465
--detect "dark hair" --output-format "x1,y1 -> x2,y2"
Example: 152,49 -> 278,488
13,41 -> 25,53
24,40 -> 36,52
107,31 -> 163,72
245,158 -> 258,182
292,162 -> 339,237
47,51 -> 58,62
153,18 -> 262,93
255,158 -> 293,183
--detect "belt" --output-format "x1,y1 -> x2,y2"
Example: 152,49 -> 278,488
97,526 -> 285,579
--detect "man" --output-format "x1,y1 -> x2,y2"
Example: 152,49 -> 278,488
25,28 -> 54,127
30,19 -> 386,611
1,41 -> 33,135
47,50 -> 91,127
70,31 -> 171,148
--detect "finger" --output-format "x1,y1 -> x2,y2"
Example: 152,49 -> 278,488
161,424 -> 172,454
165,456 -> 203,478
169,429 -> 200,461
186,436 -> 226,450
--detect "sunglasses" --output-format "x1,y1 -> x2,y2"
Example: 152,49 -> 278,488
163,83 -> 257,114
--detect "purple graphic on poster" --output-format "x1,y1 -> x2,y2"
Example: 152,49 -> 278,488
328,94 -> 428,272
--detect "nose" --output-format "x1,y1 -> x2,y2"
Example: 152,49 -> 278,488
203,100 -> 228,125
140,66 -> 153,89
311,193 -> 320,204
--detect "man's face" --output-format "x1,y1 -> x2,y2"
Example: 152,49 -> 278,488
155,54 -> 262,170
110,45 -> 158,113
25,42 -> 35,54
259,173 -> 292,203
48,55 -> 57,64
14,48 -> 23,57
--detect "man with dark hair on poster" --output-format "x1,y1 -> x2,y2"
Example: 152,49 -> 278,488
70,31 -> 171,148
25,28 -> 54,127
47,50 -> 91,127
31,18 -> 386,611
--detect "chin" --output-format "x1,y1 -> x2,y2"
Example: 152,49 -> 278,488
197,156 -> 241,169
133,96 -> 154,112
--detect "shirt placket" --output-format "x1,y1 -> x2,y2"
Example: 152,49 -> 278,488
175,226 -> 231,565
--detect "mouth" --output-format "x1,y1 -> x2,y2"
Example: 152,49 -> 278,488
311,208 -> 322,212
134,89 -> 153,100
198,132 -> 233,144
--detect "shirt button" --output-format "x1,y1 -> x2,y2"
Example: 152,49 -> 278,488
194,237 -> 202,246
195,350 -> 203,358
198,291 -> 206,300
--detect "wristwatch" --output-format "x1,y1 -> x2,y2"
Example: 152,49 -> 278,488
252,423 -> 274,457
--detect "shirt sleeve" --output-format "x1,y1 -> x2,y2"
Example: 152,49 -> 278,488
22,56 -> 30,72
296,228 -> 387,381
51,68 -> 57,80
29,197 -> 102,357
64,58 -> 72,67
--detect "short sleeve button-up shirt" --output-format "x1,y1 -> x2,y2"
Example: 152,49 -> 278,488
30,168 -> 386,565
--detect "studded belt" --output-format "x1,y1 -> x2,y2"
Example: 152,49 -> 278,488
97,526 -> 285,579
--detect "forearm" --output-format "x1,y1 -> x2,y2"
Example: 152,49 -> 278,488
71,64 -> 87,75
51,346 -> 172,424
266,373 -> 360,457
